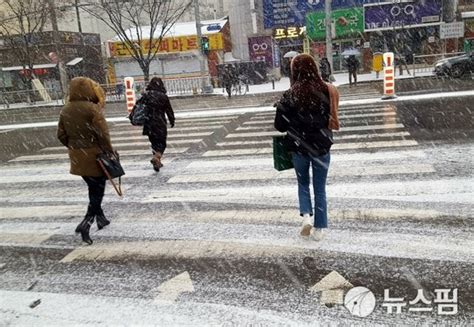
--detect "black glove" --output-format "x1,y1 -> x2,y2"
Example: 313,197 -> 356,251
170,122 -> 175,128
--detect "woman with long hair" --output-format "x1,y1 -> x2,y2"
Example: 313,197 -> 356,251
57,77 -> 114,245
141,77 -> 175,171
274,54 -> 340,240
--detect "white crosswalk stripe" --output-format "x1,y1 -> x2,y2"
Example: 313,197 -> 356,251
110,125 -> 223,136
166,164 -> 435,184
40,139 -> 204,153
9,147 -> 189,162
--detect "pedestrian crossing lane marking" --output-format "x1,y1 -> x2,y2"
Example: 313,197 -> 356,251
243,112 -> 398,125
166,164 -> 434,183
237,117 -> 400,131
9,148 -> 189,162
225,124 -> 406,139
110,125 -> 223,136
0,205 -> 84,219
185,150 -> 427,170
40,139 -> 204,153
203,140 -> 418,157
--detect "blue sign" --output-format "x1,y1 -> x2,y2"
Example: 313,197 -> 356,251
206,24 -> 221,31
263,0 -> 371,28
364,0 -> 442,31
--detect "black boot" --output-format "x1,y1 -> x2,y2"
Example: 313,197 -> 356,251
75,215 -> 94,245
96,210 -> 110,230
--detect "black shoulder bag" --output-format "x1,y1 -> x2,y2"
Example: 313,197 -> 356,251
97,151 -> 125,196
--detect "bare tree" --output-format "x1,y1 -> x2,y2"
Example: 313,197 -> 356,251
82,0 -> 193,82
0,0 -> 51,98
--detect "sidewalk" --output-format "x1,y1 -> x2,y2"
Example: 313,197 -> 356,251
235,70 -> 435,96
0,70 -> 437,111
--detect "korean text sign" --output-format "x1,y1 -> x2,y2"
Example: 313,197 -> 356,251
108,34 -> 224,58
364,1 -> 442,31
306,8 -> 364,40
263,0 -> 367,29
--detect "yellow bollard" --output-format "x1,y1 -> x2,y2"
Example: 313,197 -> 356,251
373,52 -> 383,78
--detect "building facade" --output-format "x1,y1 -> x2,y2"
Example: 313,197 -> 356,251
230,0 -> 466,75
47,0 -> 231,46
0,31 -> 103,93
106,18 -> 231,84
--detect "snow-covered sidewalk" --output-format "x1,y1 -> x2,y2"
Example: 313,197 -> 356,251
229,70 -> 435,96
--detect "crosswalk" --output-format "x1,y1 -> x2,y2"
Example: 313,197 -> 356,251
1,102 -> 471,253
0,101 -> 472,323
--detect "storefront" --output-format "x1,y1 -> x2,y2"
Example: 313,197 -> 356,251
306,7 -> 365,71
107,19 -> 230,83
462,12 -> 474,52
363,0 -> 444,59
1,64 -> 60,92
272,26 -> 305,76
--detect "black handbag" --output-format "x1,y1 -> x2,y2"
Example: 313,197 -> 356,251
272,135 -> 294,171
97,151 -> 125,196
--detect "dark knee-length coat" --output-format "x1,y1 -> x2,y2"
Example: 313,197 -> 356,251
57,77 -> 113,177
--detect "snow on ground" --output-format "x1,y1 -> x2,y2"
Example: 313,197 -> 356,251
1,89 -> 473,131
218,70 -> 436,96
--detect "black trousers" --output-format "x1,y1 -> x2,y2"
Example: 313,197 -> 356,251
148,130 -> 167,154
349,71 -> 357,85
82,176 -> 106,216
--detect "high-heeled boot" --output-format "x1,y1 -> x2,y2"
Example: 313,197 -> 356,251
75,214 -> 94,245
150,152 -> 163,172
96,209 -> 110,230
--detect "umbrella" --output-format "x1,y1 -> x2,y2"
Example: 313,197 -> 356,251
341,48 -> 360,56
284,51 -> 299,58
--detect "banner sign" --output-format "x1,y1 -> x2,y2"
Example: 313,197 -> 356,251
248,36 -> 274,66
273,26 -> 305,40
108,33 -> 224,58
306,8 -> 363,40
440,22 -> 465,39
273,42 -> 281,68
263,0 -> 369,28
364,1 -> 442,31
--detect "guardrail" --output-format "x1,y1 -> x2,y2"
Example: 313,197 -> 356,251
412,52 -> 466,77
102,75 -> 212,100
1,75 -> 213,108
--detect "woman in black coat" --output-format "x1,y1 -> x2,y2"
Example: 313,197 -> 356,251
142,77 -> 175,171
274,54 -> 339,241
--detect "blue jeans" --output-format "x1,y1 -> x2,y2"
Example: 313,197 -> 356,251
292,152 -> 331,228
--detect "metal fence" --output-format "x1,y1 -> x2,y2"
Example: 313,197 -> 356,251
102,75 -> 212,101
1,75 -> 213,108
412,52 -> 466,76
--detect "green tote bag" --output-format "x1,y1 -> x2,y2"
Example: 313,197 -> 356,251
272,135 -> 294,171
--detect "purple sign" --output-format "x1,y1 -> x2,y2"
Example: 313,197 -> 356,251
364,1 -> 442,31
248,36 -> 273,67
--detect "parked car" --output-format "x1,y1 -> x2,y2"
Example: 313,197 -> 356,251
434,52 -> 474,78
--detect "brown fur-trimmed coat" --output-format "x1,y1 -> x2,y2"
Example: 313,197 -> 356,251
57,77 -> 113,177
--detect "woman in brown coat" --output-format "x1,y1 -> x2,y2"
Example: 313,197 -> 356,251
57,77 -> 114,245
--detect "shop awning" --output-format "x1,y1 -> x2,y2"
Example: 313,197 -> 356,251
66,57 -> 83,66
461,12 -> 474,19
1,63 -> 57,72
